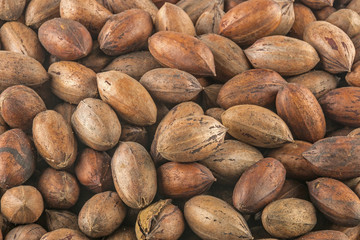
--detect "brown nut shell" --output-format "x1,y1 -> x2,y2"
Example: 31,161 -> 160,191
111,142 -> 157,209
271,0 -> 295,35
38,18 -> 92,60
40,228 -> 88,240
233,158 -> 286,214
25,0 -> 61,29
33,110 -> 77,169
296,230 -> 350,240
106,226 -> 136,240
289,3 -> 316,39
346,61 -> 360,86
0,0 -> 26,21
45,210 -> 79,231
148,31 -> 216,76
326,9 -> 360,38
5,224 -> 47,240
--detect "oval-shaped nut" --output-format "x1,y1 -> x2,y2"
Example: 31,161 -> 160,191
303,21 -> 355,73
135,199 -> 185,240
38,168 -> 79,209
219,0 -> 281,46
296,230 -> 350,240
75,148 -> 113,193
184,195 -> 253,240
155,2 -> 195,36
300,0 -> 333,9
276,179 -> 309,200
271,0 -> 295,35
205,107 -> 224,122
112,142 -> 157,209
98,9 -> 153,56
308,177 -> 360,227
0,85 -> 46,131
319,87 -> 360,127
78,191 -> 126,238
233,158 -> 286,214
157,115 -> 226,162
38,18 -> 92,60
221,104 -> 294,148
288,70 -> 339,99
45,210 -> 79,231
195,5 -> 224,35
25,0 -> 61,29
157,162 -> 215,198
151,101 -> 204,165
198,33 -> 251,82
176,0 -> 219,23
245,36 -> 320,76
97,71 -> 157,126
103,51 -> 161,80
148,31 -> 216,76
0,129 -> 35,189
33,110 -> 77,169
48,61 -> 98,104
0,21 -> 45,63
315,6 -> 336,20
107,226 -> 136,240
303,136 -> 360,179
346,61 -> 360,86
276,83 -> 326,143
140,68 -> 202,104
5,224 -> 47,240
200,140 -> 263,185
71,98 -> 121,151
217,69 -> 286,109
60,0 -> 112,36
1,185 -> 44,224
267,140 -> 316,180
326,9 -> 360,38
0,0 -> 26,21
40,228 -> 88,240
261,198 -> 317,238
289,3 -> 316,39
0,51 -> 49,91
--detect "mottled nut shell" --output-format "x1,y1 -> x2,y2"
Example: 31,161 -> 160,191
97,71 -> 157,126
157,115 -> 226,162
78,191 -> 126,238
217,69 -> 287,109
78,40 -> 113,73
140,68 -> 202,104
120,124 -> 148,148
0,0 -> 26,21
315,6 -> 336,20
261,198 -> 317,238
71,98 -> 122,151
0,21 -> 45,63
111,142 -> 157,209
233,158 -> 286,214
219,0 -> 281,46
302,136 -> 360,179
308,177 -> 360,226
151,101 -> 204,165
346,61 -> 360,87
289,3 -> 316,39
98,9 -> 153,56
288,70 -> 338,99
276,179 -> 309,200
0,85 -> 46,131
54,103 -> 76,125
157,162 -> 215,198
5,224 -> 47,240
245,36 -> 320,76
319,87 -> 360,127
135,199 -> 185,240
184,195 -> 253,240
148,31 -> 216,76
198,33 -> 251,82
200,140 -> 263,185
176,0 -> 220,23
221,104 -> 294,148
203,84 -> 222,109
195,4 -> 224,35
0,129 -> 35,189
48,61 -> 98,104
33,110 -> 77,169
276,83 -> 326,143
25,0 -> 61,29
103,51 -> 161,80
60,0 -> 112,36
326,9 -> 360,38
40,228 -> 88,240
38,168 -> 80,209
296,230 -> 350,240
271,0 -> 295,35
75,148 -> 113,193
267,140 -> 316,180
1,185 -> 44,224
38,18 -> 92,60
155,2 -> 195,36
106,226 -> 136,240
45,210 -> 79,231
303,21 -> 355,73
